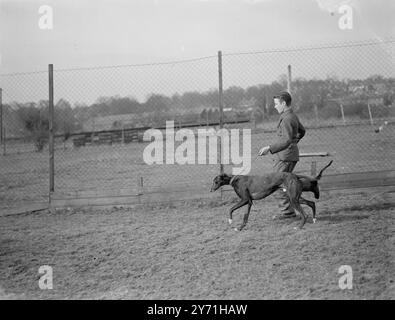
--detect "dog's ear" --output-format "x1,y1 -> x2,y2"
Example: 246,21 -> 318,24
220,173 -> 229,179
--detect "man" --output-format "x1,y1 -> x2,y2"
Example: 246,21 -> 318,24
258,91 -> 305,219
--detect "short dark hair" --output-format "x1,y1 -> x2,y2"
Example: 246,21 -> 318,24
273,91 -> 292,106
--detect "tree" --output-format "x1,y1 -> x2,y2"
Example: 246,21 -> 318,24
171,93 -> 183,111
110,96 -> 141,115
144,94 -> 172,113
200,109 -> 208,124
181,91 -> 203,110
245,85 -> 267,115
16,103 -> 49,152
55,99 -> 75,139
223,86 -> 245,109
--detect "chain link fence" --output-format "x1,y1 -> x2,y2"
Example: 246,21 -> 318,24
0,71 -> 50,211
1,39 -> 394,211
220,39 -> 395,178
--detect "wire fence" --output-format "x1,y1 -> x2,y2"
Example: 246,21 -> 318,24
1,39 -> 394,211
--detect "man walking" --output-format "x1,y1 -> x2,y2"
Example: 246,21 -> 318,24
258,91 -> 305,219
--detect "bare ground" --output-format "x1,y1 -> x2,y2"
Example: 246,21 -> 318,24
0,188 -> 394,300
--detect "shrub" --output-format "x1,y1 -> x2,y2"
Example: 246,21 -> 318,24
319,105 -> 341,120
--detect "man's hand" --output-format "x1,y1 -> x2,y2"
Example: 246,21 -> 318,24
258,146 -> 271,156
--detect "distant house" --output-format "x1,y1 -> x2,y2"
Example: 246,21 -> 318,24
82,113 -> 145,132
200,107 -> 238,123
237,97 -> 257,111
373,83 -> 386,95
349,85 -> 365,96
367,96 -> 385,106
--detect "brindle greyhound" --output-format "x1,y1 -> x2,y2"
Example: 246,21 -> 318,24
210,172 -> 315,231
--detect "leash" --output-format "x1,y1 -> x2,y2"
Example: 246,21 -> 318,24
229,153 -> 261,186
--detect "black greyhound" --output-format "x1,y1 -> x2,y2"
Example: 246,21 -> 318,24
210,172 -> 316,231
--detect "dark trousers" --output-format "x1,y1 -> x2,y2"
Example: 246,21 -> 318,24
274,160 -> 297,214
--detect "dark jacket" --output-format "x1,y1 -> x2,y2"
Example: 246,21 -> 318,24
269,108 -> 305,161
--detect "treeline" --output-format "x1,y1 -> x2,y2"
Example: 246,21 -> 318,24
3,75 -> 395,151
70,75 -> 394,118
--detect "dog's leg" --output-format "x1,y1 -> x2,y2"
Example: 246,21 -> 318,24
292,200 -> 307,229
236,198 -> 253,231
229,199 -> 249,226
287,177 -> 307,229
234,188 -> 254,231
299,197 -> 316,223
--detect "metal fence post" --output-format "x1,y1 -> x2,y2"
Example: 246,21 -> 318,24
310,161 -> 317,177
49,64 -> 55,199
314,104 -> 319,123
137,176 -> 143,204
0,89 -> 6,156
0,88 -> 2,145
218,51 -> 224,199
2,128 -> 5,156
340,103 -> 345,125
121,121 -> 125,144
287,65 -> 292,94
367,103 -> 373,126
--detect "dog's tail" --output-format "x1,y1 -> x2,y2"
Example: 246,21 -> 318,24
315,160 -> 333,180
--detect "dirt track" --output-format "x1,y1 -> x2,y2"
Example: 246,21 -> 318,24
0,188 -> 394,299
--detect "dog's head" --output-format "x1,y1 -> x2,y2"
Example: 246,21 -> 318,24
210,173 -> 231,192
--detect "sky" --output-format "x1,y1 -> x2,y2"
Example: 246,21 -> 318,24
0,0 -> 394,104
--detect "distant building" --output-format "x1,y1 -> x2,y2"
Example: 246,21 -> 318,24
367,96 -> 385,106
373,83 -> 386,95
349,85 -> 365,95
237,97 -> 257,111
82,113 -> 146,132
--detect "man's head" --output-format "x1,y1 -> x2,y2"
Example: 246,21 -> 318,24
273,91 -> 292,114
